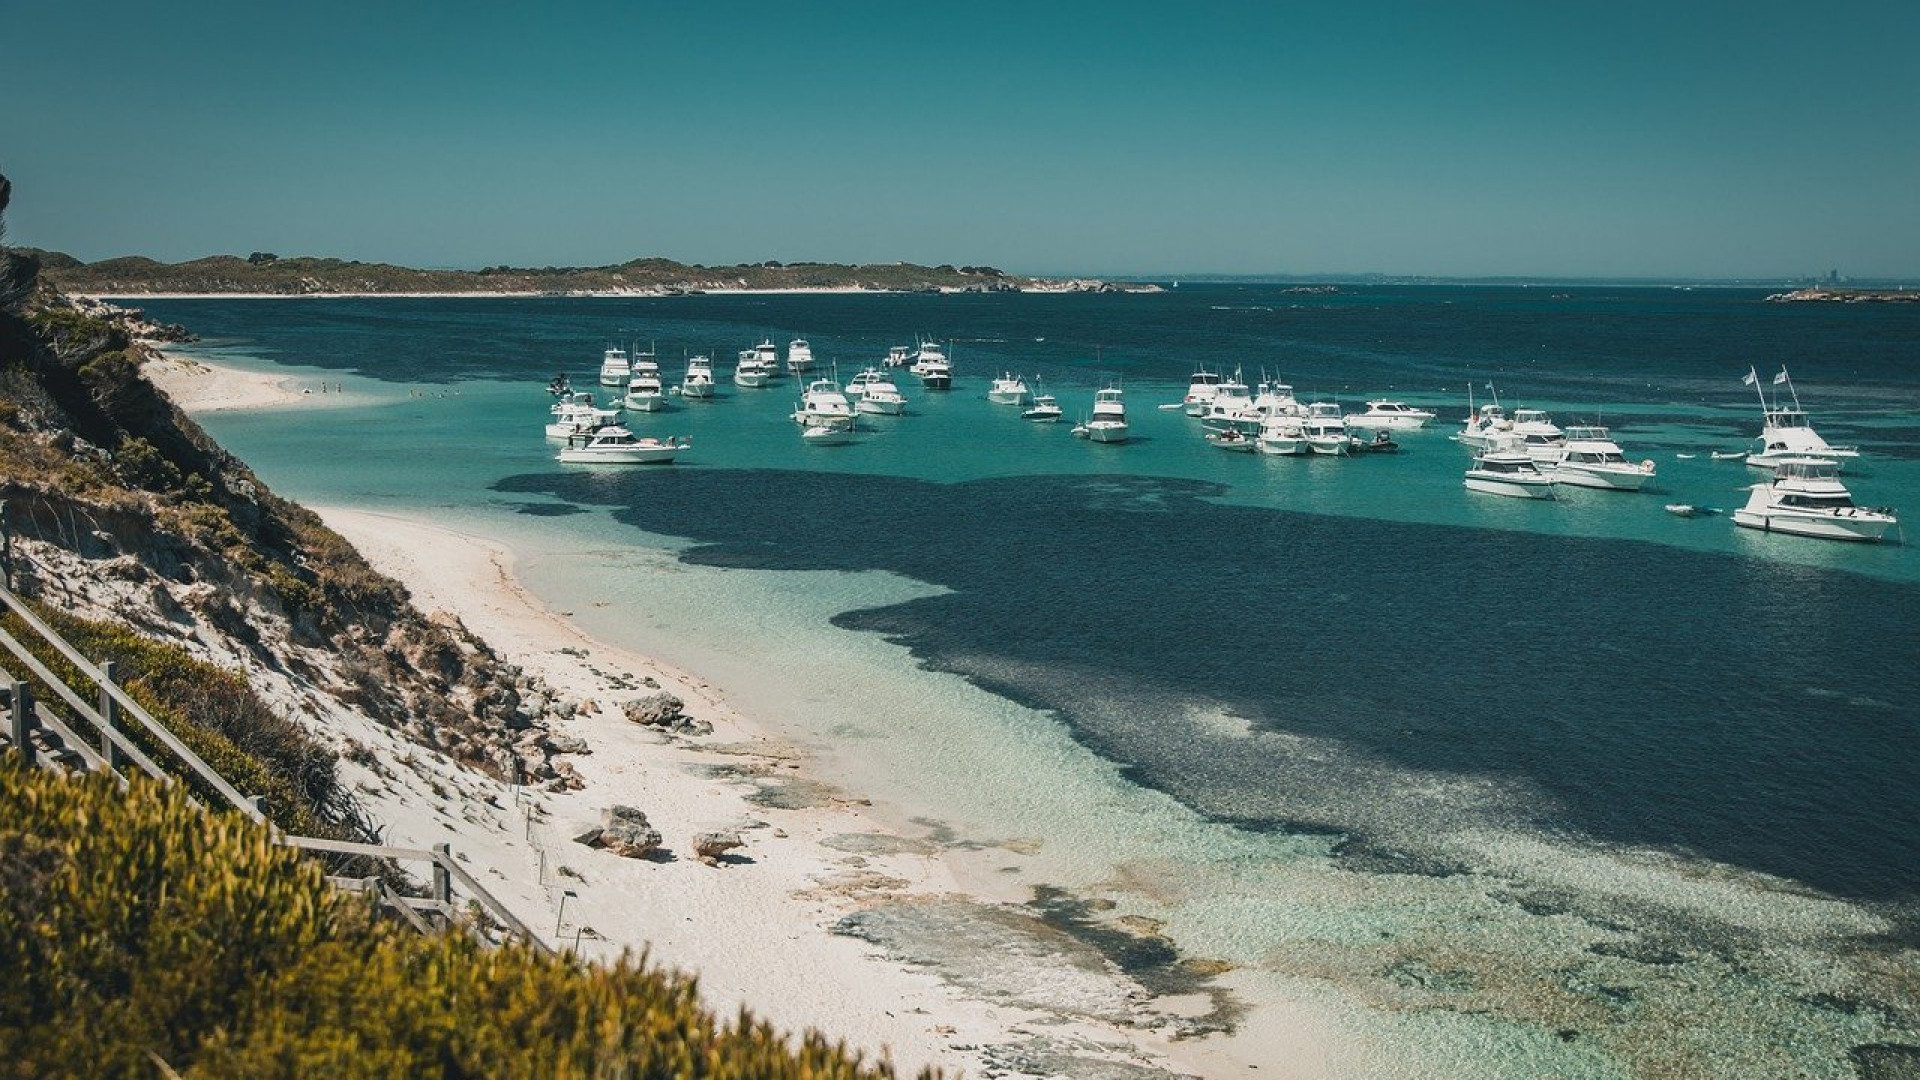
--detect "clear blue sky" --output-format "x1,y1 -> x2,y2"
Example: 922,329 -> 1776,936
4,1 -> 1917,278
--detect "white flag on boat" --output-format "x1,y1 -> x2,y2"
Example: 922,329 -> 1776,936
1742,368 -> 1757,386
1774,369 -> 1789,385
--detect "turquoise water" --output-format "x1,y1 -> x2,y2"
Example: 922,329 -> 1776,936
149,288 -> 1920,1078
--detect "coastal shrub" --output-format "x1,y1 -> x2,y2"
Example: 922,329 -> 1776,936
109,435 -> 183,492
0,763 -> 927,1080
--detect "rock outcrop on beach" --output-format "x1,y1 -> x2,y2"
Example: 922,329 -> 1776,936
0,185 -> 572,797
574,804 -> 664,858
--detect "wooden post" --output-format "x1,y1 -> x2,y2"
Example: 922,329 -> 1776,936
8,680 -> 33,767
99,660 -> 126,772
432,843 -> 453,920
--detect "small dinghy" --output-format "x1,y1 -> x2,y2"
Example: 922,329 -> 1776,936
1675,453 -> 1698,459
1665,504 -> 1720,518
1711,450 -> 1749,462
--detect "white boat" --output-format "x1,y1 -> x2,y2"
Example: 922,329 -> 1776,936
1257,414 -> 1311,455
1085,387 -> 1129,443
680,356 -> 717,399
1710,450 -> 1749,462
1549,426 -> 1655,490
987,373 -> 1031,405
623,367 -> 670,411
1464,450 -> 1558,498
1744,366 -> 1860,472
1248,379 -> 1303,420
792,378 -> 857,428
883,345 -> 914,368
597,347 -> 632,387
545,392 -> 620,438
546,372 -> 572,397
784,339 -> 814,375
1199,370 -> 1255,431
1205,428 -> 1259,453
1301,402 -> 1350,456
910,341 -> 952,389
1508,408 -> 1566,462
1732,457 -> 1896,541
557,426 -> 687,464
1182,368 -> 1223,416
1346,399 -> 1436,431
1023,394 -> 1063,422
846,368 -> 907,415
800,422 -> 854,446
734,351 -> 773,388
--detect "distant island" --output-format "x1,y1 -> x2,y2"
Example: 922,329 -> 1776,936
1764,287 -> 1919,303
28,249 -> 1159,298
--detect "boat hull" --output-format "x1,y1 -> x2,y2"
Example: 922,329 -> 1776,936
1732,508 -> 1893,541
1346,414 -> 1432,431
1307,436 -> 1349,456
857,397 -> 906,415
1465,475 -> 1557,499
1552,464 -> 1651,491
734,373 -> 768,388
623,394 -> 670,412
988,390 -> 1031,405
1086,423 -> 1129,443
558,446 -> 681,464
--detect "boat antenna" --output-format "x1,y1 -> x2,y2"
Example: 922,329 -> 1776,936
1780,365 -> 1801,410
1746,364 -> 1770,415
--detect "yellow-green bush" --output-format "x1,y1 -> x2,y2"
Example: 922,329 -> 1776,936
0,763 -> 925,1080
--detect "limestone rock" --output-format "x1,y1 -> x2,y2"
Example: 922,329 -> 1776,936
622,692 -> 685,727
589,805 -> 662,858
693,830 -> 744,865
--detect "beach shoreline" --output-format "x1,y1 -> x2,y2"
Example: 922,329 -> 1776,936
147,348 -> 1321,1079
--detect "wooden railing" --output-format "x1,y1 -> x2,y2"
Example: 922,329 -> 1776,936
0,580 -> 549,955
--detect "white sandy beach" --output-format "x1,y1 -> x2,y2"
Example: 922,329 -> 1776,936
143,348 -> 1335,1079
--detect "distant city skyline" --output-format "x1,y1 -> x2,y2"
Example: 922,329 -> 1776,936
5,1 -> 1918,279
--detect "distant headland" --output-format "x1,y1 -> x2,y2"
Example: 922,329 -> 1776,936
1763,287 -> 1920,304
27,249 -> 1160,298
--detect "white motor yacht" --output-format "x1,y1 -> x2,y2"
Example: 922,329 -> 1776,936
680,356 -> 717,399
1199,370 -> 1255,429
784,339 -> 814,375
910,341 -> 953,389
1465,450 -> 1558,498
545,392 -> 621,438
733,354 -> 772,387
846,368 -> 907,415
1508,408 -> 1566,462
557,426 -> 687,464
1459,403 -> 1514,450
1257,414 -> 1312,455
883,345 -> 914,369
597,347 -> 632,387
623,367 -> 670,411
1732,457 -> 1896,541
1182,368 -> 1223,416
1205,428 -> 1259,453
1023,394 -> 1063,421
1550,426 -> 1655,490
1744,367 -> 1860,471
792,378 -> 857,428
1346,399 -> 1436,431
987,373 -> 1031,405
1248,379 -> 1303,420
1302,402 -> 1350,455
1085,387 -> 1130,443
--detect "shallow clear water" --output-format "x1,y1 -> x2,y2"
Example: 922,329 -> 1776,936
146,287 -> 1920,1078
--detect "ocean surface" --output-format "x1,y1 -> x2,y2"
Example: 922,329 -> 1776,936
145,286 -> 1920,1079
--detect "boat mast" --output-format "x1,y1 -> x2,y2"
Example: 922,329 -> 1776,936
1780,365 -> 1801,410
1747,365 -> 1770,416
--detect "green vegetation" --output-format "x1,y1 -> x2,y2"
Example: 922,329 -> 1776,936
31,249 -> 1034,296
0,763 -> 922,1080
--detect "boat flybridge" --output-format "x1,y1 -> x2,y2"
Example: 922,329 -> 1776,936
598,347 -> 632,387
1549,426 -> 1655,490
1732,457 -> 1896,541
1744,366 -> 1860,472
1508,409 -> 1566,463
624,366 -> 669,411
546,392 -> 621,438
883,345 -> 914,368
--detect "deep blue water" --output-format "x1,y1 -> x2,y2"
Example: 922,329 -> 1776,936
142,285 -> 1920,914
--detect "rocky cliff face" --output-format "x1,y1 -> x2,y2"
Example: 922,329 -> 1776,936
0,285 -> 574,795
